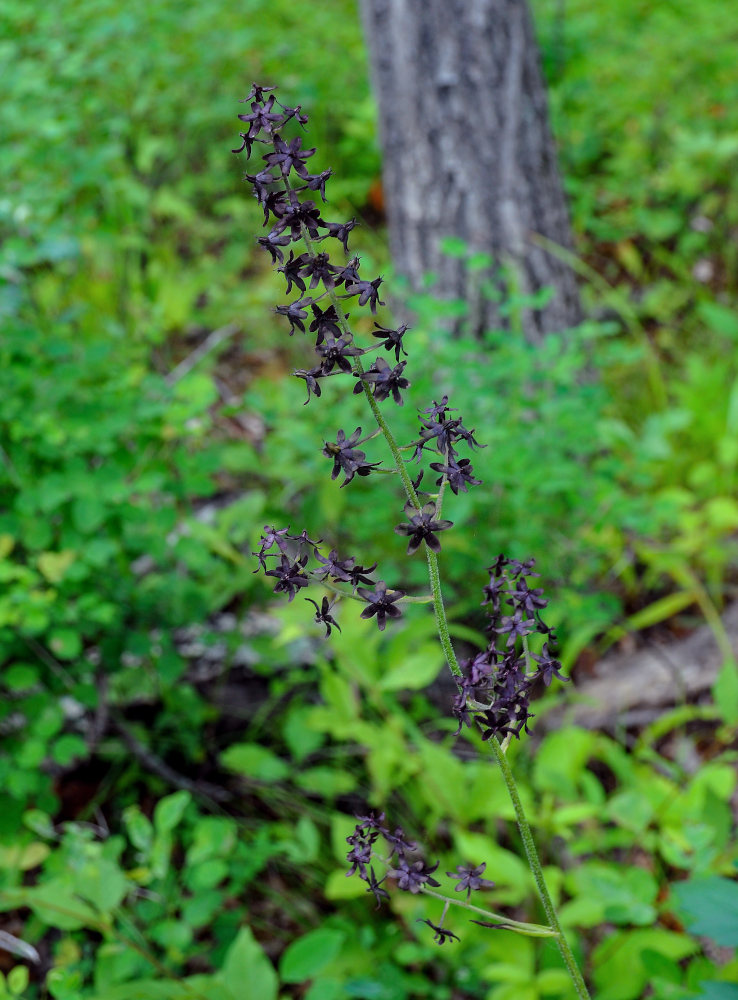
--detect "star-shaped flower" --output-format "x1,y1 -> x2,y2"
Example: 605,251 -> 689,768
357,581 -> 405,631
394,501 -> 453,554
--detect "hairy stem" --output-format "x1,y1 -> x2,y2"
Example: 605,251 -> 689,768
489,737 -> 591,998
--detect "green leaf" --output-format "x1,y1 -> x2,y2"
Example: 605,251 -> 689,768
692,985 -> 738,1000
713,660 -> 738,725
220,743 -> 289,783
48,628 -> 82,660
304,978 -> 344,1000
294,766 -> 356,797
280,928 -> 345,983
73,858 -> 128,913
7,965 -> 29,995
50,733 -> 87,766
378,646 -> 443,691
698,301 -> 738,341
672,876 -> 738,946
153,790 -> 191,834
3,663 -> 39,690
593,929 -> 697,1000
220,927 -> 278,1000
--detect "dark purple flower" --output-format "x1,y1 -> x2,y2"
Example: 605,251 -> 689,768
388,857 -> 441,894
263,135 -> 316,178
381,826 -> 417,856
446,863 -> 495,900
366,867 -> 390,908
292,365 -> 323,406
275,296 -> 312,335
309,303 -> 344,345
358,581 -> 405,631
244,168 -> 278,206
530,643 -> 568,687
354,358 -> 410,406
344,276 -> 385,314
306,596 -> 341,637
418,920 -> 460,946
429,458 -> 481,494
394,501 -> 453,555
493,608 -> 536,648
299,252 -> 339,289
313,549 -> 354,583
237,95 -> 284,137
323,218 -> 357,252
278,251 -> 310,294
274,191 -> 325,239
346,836 -> 373,880
252,524 -> 291,571
355,811 -> 387,833
322,427 -> 381,486
301,168 -> 332,201
371,322 -> 410,362
264,554 -> 309,602
317,335 -> 364,375
257,230 -> 293,264
240,82 -> 276,105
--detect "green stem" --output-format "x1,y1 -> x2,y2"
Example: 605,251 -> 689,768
418,887 -> 558,938
489,737 -> 592,999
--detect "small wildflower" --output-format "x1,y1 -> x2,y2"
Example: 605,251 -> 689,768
354,358 -> 410,405
275,296 -> 312,335
394,501 -> 453,554
372,322 -> 409,361
357,581 -> 404,631
305,596 -> 341,637
264,554 -> 309,602
418,920 -> 460,946
388,857 -> 441,894
323,427 -> 382,486
446,863 -> 495,900
293,366 -> 324,404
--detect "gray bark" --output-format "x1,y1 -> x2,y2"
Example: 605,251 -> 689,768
360,0 -> 582,340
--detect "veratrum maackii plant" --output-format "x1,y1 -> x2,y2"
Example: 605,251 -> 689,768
238,84 -> 592,999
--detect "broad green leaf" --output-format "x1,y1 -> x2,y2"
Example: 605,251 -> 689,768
692,984 -> 738,1000
73,858 -> 127,913
698,301 -> 738,341
593,929 -> 698,1000
220,927 -> 278,1000
0,842 -> 50,871
48,628 -> 82,660
153,791 -> 191,834
219,743 -> 289,783
673,877 -> 738,946
37,549 -> 76,583
280,928 -> 345,983
378,646 -> 443,691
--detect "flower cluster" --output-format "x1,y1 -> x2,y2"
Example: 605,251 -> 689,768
345,812 -> 495,945
253,526 -> 404,632
239,88 -> 566,727
452,557 -> 567,740
236,83 -> 409,416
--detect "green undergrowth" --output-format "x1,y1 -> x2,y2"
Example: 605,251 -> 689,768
1,0 -> 738,997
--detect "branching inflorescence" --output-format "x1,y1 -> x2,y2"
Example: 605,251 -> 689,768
238,86 -> 591,995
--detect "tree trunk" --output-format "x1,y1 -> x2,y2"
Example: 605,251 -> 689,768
359,0 -> 582,341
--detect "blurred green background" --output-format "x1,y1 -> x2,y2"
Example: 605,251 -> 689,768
1,0 -> 738,997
